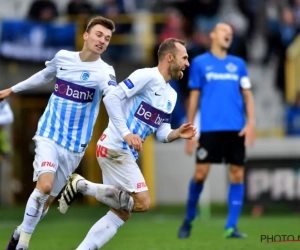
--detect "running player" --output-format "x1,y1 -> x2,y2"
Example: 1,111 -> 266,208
178,23 -> 255,239
58,38 -> 196,249
0,16 -> 133,250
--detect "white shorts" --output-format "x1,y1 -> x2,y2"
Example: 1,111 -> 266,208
96,143 -> 148,193
32,136 -> 84,197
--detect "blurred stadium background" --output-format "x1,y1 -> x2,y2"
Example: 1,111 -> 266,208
1,0 -> 300,249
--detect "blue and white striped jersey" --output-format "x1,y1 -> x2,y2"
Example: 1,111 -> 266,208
36,50 -> 116,152
101,67 -> 177,158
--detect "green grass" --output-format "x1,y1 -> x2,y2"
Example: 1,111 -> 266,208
1,205 -> 300,250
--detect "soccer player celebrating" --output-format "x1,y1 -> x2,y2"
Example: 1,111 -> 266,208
178,23 -> 255,239
0,16 -> 133,250
58,38 -> 196,249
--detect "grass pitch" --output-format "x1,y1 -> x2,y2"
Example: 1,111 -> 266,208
1,205 -> 300,250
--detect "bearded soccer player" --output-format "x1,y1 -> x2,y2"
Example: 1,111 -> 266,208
178,23 -> 255,239
58,38 -> 196,249
0,16 -> 133,250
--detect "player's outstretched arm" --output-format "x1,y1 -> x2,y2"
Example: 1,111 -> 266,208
156,122 -> 197,143
168,122 -> 197,142
0,88 -> 13,102
0,52 -> 59,99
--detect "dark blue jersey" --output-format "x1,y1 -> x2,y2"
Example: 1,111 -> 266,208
188,52 -> 251,132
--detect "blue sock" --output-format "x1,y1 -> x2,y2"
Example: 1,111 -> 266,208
185,179 -> 203,224
225,183 -> 244,229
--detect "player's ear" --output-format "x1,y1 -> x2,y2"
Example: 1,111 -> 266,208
83,31 -> 88,41
167,53 -> 173,63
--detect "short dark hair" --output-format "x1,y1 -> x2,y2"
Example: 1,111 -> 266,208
157,38 -> 186,61
86,16 -> 115,33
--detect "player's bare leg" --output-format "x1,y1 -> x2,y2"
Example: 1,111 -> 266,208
14,173 -> 54,250
58,173 -> 134,214
75,191 -> 150,249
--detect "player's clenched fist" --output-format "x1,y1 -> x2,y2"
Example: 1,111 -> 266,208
123,133 -> 144,152
0,88 -> 13,102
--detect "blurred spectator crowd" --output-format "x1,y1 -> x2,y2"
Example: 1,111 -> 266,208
4,0 -> 300,135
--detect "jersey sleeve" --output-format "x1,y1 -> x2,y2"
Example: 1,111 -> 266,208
239,60 -> 251,89
11,52 -> 58,93
101,67 -> 117,96
119,69 -> 151,98
188,59 -> 203,90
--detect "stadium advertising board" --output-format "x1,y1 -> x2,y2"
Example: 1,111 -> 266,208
245,158 -> 300,205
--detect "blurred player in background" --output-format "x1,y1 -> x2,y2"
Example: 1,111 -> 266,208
178,23 -> 255,239
58,38 -> 195,249
0,100 -> 14,158
0,16 -> 133,250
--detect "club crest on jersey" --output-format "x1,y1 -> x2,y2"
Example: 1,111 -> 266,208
134,101 -> 170,128
167,100 -> 172,112
226,63 -> 237,73
81,71 -> 90,81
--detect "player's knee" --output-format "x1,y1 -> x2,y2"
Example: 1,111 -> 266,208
36,172 -> 54,195
133,194 -> 151,212
37,182 -> 53,194
194,169 -> 208,182
111,208 -> 131,221
229,165 -> 244,183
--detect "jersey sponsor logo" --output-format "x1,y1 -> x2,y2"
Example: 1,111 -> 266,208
41,161 -> 55,168
81,71 -> 90,81
54,78 -> 95,103
108,80 -> 117,86
205,72 -> 239,81
96,145 -> 108,158
137,182 -> 147,189
123,78 -> 134,89
134,101 -> 170,128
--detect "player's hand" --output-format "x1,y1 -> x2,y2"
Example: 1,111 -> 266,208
179,122 -> 197,140
123,133 -> 144,152
238,123 -> 255,147
185,137 -> 198,156
0,88 -> 13,102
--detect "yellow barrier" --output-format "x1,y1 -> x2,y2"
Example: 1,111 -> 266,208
285,34 -> 300,104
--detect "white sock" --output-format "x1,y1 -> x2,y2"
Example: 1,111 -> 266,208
76,211 -> 124,250
77,179 -> 107,196
14,207 -> 49,240
17,189 -> 49,247
77,180 -> 134,211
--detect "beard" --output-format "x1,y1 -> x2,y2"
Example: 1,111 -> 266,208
168,62 -> 182,81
